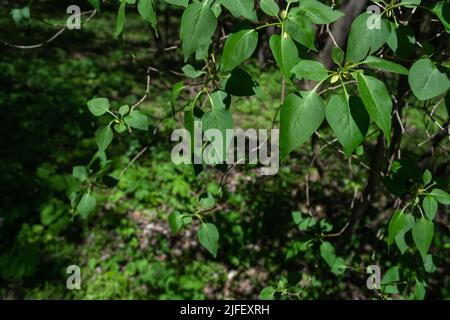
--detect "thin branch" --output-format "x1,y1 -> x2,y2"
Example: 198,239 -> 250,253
1,10 -> 96,49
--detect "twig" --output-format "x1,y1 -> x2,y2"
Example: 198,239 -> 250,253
1,10 -> 96,49
119,146 -> 149,177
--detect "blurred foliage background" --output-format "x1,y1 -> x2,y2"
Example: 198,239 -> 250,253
0,0 -> 449,299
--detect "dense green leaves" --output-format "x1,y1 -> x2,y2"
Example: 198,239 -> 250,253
198,223 -> 219,257
180,1 -> 217,60
221,29 -> 258,73
347,13 -> 390,62
269,35 -> 299,79
280,92 -> 325,158
408,58 -> 450,101
326,95 -> 369,157
356,73 -> 393,144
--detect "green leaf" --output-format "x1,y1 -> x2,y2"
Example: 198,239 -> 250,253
88,0 -> 101,11
138,0 -> 158,33
332,46 -> 344,66
432,1 -> 450,33
182,64 -> 205,78
259,286 -> 275,300
124,111 -> 149,131
429,188 -> 450,205
95,126 -> 114,151
408,58 -> 450,101
114,0 -> 127,37
423,254 -> 437,273
291,60 -> 329,82
423,196 -> 438,220
320,241 -> 336,268
201,108 -> 233,163
77,193 -> 96,219
284,9 -> 316,51
387,23 -> 416,58
356,73 -> 393,144
164,0 -> 189,7
221,29 -> 258,73
87,98 -> 110,117
171,81 -> 185,113
260,0 -> 279,17
224,68 -> 258,96
363,56 -> 409,75
119,105 -> 130,116
291,211 -> 316,231
199,192 -> 216,209
221,0 -> 257,21
168,211 -> 184,233
72,166 -> 88,182
423,169 -> 432,185
387,210 -> 407,247
114,124 -> 127,133
280,91 -> 325,158
326,95 -> 369,157
394,214 -> 415,254
292,211 -> 302,224
347,13 -> 391,62
381,266 -> 400,294
412,218 -> 434,261
209,90 -> 230,110
269,34 -> 299,79
298,0 -> 344,25
180,1 -> 217,61
413,279 -> 426,300
400,0 -> 421,8
10,6 -> 30,27
331,257 -> 346,275
198,223 -> 219,257
320,241 -> 345,275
